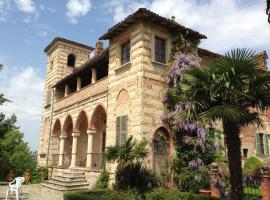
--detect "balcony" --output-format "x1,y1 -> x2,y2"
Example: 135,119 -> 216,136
54,77 -> 108,111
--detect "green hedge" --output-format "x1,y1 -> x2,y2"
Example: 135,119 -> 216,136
64,189 -> 141,200
64,188 -> 222,200
63,189 -> 107,200
146,188 -> 220,200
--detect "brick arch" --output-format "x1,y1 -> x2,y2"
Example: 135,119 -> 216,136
52,119 -> 61,137
75,110 -> 89,131
89,104 -> 106,128
63,115 -> 73,135
152,126 -> 172,175
116,89 -> 129,104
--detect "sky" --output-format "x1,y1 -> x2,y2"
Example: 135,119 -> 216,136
0,0 -> 269,151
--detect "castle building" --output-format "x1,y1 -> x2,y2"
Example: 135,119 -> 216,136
38,8 -> 269,190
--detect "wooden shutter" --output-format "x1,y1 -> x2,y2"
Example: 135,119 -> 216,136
120,116 -> 127,145
264,134 -> 269,155
256,133 -> 261,156
116,117 -> 121,146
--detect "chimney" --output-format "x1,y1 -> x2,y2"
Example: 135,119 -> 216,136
171,16 -> 176,22
95,41 -> 103,56
257,51 -> 268,71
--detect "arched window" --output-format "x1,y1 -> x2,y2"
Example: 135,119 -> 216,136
67,54 -> 76,67
153,127 -> 169,175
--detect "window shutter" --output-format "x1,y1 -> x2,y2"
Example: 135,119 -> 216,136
256,133 -> 261,156
120,116 -> 127,145
116,117 -> 121,146
264,134 -> 269,155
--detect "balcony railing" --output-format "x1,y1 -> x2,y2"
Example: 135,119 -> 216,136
54,77 -> 108,111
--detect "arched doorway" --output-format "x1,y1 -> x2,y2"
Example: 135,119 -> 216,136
152,127 -> 170,175
90,105 -> 106,170
51,119 -> 61,166
63,115 -> 73,167
75,111 -> 88,167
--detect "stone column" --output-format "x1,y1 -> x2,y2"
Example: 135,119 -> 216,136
64,84 -> 69,97
58,134 -> 67,167
91,68 -> 97,84
86,128 -> 95,168
209,163 -> 221,198
70,130 -> 80,168
261,174 -> 270,200
77,77 -> 82,91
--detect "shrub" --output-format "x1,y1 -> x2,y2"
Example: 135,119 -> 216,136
94,168 -> 110,189
63,189 -> 142,200
30,167 -> 48,184
64,189 -> 107,200
102,190 -> 142,200
146,188 -> 222,200
244,156 -> 261,175
114,162 -> 159,193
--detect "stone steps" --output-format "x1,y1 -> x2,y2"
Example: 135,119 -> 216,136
42,168 -> 89,191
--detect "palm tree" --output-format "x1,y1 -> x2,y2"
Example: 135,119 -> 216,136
104,136 -> 148,168
178,49 -> 270,200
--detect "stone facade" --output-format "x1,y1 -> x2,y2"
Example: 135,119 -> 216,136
38,8 -> 269,186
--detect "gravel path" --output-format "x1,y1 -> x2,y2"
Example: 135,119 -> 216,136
0,184 -> 64,200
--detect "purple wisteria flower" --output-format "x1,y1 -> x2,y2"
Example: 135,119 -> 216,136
189,157 -> 204,169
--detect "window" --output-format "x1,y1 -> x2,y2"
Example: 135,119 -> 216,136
67,54 -> 76,67
243,148 -> 248,159
50,60 -> 53,70
116,115 -> 128,145
256,133 -> 269,156
121,41 -> 130,65
155,36 -> 166,63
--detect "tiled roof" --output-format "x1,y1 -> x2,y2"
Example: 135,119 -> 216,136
99,8 -> 206,40
44,37 -> 94,53
53,48 -> 109,87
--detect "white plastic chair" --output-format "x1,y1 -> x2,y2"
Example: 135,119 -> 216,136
5,177 -> 25,200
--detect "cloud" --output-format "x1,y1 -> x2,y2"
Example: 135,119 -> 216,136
66,0 -> 91,24
0,0 -> 11,22
104,0 -> 270,55
14,0 -> 35,13
0,66 -> 44,150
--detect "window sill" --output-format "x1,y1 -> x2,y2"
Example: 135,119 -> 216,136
115,62 -> 131,74
152,61 -> 167,68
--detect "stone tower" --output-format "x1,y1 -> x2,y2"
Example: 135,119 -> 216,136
38,37 -> 93,166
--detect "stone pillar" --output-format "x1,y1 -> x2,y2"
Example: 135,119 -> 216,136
209,164 -> 221,198
58,134 -> 67,167
70,130 -> 80,168
261,174 -> 270,200
77,77 -> 82,91
64,84 -> 69,97
91,68 -> 97,84
86,128 -> 95,168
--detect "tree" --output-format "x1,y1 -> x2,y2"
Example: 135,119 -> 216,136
170,49 -> 270,200
105,137 -> 158,192
0,129 -> 37,180
105,136 -> 148,168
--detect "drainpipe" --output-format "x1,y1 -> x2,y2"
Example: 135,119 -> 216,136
46,88 -> 55,167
